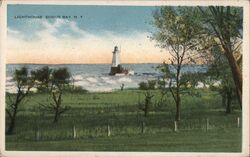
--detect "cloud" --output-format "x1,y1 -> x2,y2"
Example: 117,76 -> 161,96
7,28 -> 20,35
7,19 -> 168,64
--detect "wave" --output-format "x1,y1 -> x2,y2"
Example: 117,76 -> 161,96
118,77 -> 132,83
86,77 -> 98,83
5,64 -> 208,93
6,76 -> 13,81
72,75 -> 83,81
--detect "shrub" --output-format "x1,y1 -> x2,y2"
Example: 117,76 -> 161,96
138,80 -> 157,90
139,82 -> 148,90
64,85 -> 88,93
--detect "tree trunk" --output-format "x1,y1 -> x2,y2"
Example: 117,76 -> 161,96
175,67 -> 181,121
53,110 -> 59,123
144,103 -> 148,117
7,117 -> 16,135
224,51 -> 242,108
222,93 -> 226,107
175,93 -> 180,121
226,89 -> 232,114
53,91 -> 62,123
6,104 -> 18,135
205,6 -> 242,109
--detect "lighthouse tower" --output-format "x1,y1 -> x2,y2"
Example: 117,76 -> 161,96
111,46 -> 120,67
110,46 -> 128,75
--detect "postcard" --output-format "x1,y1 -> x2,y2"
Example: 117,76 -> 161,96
0,0 -> 249,157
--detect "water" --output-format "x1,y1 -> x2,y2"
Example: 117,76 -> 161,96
6,64 -> 208,93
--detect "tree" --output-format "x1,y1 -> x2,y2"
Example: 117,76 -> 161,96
31,66 -> 52,92
6,67 -> 34,135
33,67 -> 71,123
51,68 -> 71,123
207,46 -> 237,113
152,7 -> 206,121
138,91 -> 154,117
198,6 -> 243,108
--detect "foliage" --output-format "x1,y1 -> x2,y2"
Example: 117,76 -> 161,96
31,66 -> 52,92
6,67 -> 35,135
138,80 -> 157,90
52,68 -> 71,89
207,46 -> 237,113
33,66 -> 72,123
5,90 -> 241,151
152,7 -> 209,121
198,6 -> 243,107
137,91 -> 154,117
64,85 -> 88,94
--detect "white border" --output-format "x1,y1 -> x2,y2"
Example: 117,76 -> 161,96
0,0 -> 7,157
0,0 -> 249,157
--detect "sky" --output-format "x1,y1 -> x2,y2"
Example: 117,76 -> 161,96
7,5 -> 168,64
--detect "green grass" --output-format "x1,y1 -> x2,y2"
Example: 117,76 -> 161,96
6,129 -> 241,152
5,89 -> 242,151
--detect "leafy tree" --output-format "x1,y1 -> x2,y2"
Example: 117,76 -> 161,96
50,68 -> 71,123
33,67 -> 71,123
31,66 -> 52,92
137,91 -> 154,117
6,67 -> 34,135
152,7 -> 207,121
198,6 -> 243,108
207,46 -> 237,113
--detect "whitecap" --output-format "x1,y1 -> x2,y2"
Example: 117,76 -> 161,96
72,75 -> 83,81
74,80 -> 89,86
88,87 -> 114,92
5,81 -> 15,87
85,77 -> 98,83
100,77 -> 109,80
118,77 -> 132,83
6,76 -> 13,81
105,79 -> 117,84
86,77 -> 98,83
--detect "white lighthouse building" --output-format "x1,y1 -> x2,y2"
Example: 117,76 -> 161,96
110,46 -> 128,75
111,46 -> 120,67
109,46 -> 134,75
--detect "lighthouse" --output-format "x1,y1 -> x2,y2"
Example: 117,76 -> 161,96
111,46 -> 120,67
110,46 -> 129,75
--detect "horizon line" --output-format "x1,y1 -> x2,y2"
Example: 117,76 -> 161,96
6,62 -> 208,65
6,62 -> 164,65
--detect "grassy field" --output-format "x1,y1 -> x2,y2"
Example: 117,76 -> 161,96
5,89 -> 242,151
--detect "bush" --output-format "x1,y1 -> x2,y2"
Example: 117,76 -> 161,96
148,80 -> 156,90
64,85 -> 88,93
139,82 -> 148,90
138,80 -> 157,90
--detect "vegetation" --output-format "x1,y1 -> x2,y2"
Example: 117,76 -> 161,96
207,46 -> 236,114
151,6 -> 243,122
138,80 -> 157,90
33,67 -> 72,123
198,6 -> 243,107
31,66 -> 52,93
5,89 -> 241,151
6,67 -> 35,135
137,91 -> 154,117
5,5 -> 243,152
152,7 -> 208,121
